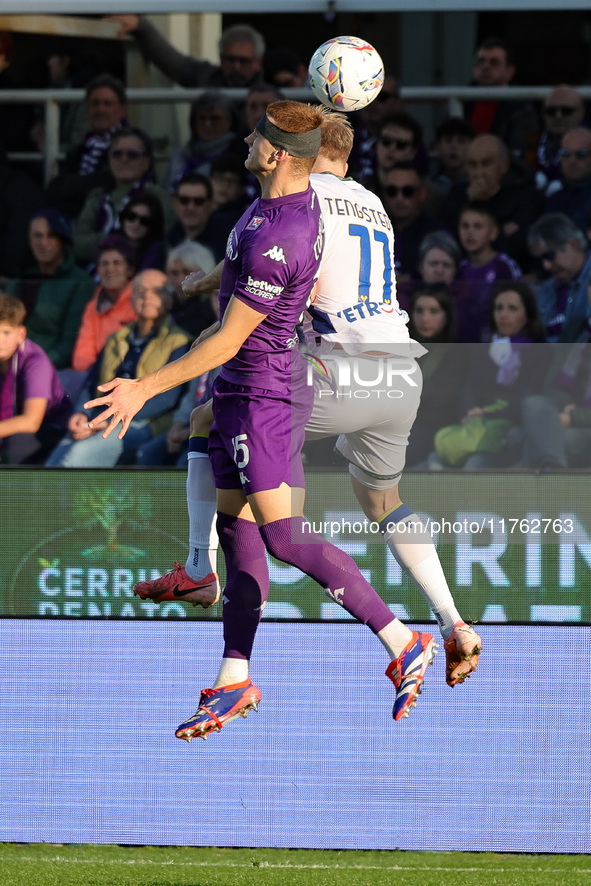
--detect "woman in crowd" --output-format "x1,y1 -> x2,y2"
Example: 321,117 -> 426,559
119,191 -> 167,271
396,229 -> 461,315
46,269 -> 190,467
405,283 -> 467,467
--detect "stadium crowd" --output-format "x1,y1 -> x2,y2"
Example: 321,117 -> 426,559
1,23 -> 591,471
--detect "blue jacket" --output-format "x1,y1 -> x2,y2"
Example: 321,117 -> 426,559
534,250 -> 591,342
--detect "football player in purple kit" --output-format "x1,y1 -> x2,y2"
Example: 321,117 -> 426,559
86,101 -> 439,740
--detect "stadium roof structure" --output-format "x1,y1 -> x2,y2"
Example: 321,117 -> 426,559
1,1 -> 590,13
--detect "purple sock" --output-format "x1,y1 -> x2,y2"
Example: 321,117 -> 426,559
259,517 -> 394,634
216,512 -> 269,660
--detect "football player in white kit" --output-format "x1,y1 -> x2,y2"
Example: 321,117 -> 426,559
134,109 -> 481,691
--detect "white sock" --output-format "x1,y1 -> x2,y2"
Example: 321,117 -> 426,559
213,657 -> 249,688
377,619 -> 413,660
184,451 -> 219,580
382,508 -> 462,639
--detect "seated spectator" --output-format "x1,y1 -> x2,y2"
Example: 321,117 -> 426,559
465,36 -> 539,160
45,74 -> 128,220
209,152 -> 249,213
528,213 -> 591,341
456,202 -> 522,342
71,234 -> 137,373
396,229 -> 461,314
136,371 -> 214,467
545,127 -> 591,231
405,283 -> 468,467
439,134 -> 543,270
166,240 -> 217,337
348,73 -> 402,182
107,16 -> 266,90
119,192 -> 167,271
6,209 -> 95,369
381,161 -> 439,278
536,85 -> 586,195
431,284 -> 545,470
167,173 -> 230,262
73,127 -> 174,267
46,269 -> 191,467
0,144 -> 42,282
521,341 -> 591,470
263,47 -> 308,89
430,116 -> 474,193
167,90 -> 242,188
365,112 -> 444,216
0,293 -> 72,464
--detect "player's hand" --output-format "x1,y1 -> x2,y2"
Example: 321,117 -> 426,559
104,14 -> 140,35
84,377 -> 148,439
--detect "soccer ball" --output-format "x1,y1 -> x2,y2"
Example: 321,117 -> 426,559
308,36 -> 384,112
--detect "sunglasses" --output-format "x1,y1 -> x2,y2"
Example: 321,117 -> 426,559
110,149 -> 147,160
124,210 -> 152,225
385,184 -> 419,198
221,53 -> 256,66
544,105 -> 578,117
176,195 -> 209,207
379,135 -> 413,150
560,148 -> 591,159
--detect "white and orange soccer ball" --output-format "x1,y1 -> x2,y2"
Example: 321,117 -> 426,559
308,36 -> 384,112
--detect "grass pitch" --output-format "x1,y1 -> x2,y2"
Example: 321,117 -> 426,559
0,845 -> 589,886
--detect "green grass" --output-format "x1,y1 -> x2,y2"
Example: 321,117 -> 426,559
0,845 -> 589,886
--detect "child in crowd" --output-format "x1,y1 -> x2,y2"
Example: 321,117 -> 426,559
456,201 -> 522,341
0,294 -> 71,464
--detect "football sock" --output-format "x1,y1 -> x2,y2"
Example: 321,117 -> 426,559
217,511 -> 270,668
214,657 -> 250,689
185,436 -> 218,581
379,503 -> 462,639
259,516 -> 412,656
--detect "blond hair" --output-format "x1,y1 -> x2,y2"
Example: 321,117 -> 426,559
317,106 -> 354,163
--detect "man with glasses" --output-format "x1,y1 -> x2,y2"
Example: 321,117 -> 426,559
168,173 -> 231,263
536,85 -> 585,195
381,161 -> 439,278
467,36 -> 539,160
106,15 -> 265,90
546,127 -> 591,232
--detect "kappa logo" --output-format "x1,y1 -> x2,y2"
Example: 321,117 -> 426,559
263,245 -> 286,263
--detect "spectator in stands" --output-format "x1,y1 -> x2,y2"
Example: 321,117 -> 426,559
545,127 -> 591,231
431,281 -> 545,470
439,134 -> 543,270
521,341 -> 591,470
456,201 -> 522,342
119,192 -> 167,271
167,90 -> 241,188
466,36 -> 539,160
395,228 -> 461,314
166,240 -> 217,338
263,47 -> 308,88
430,116 -> 475,193
73,127 -> 174,267
6,209 -> 95,369
365,112 -> 444,216
45,74 -> 128,220
405,283 -> 467,467
106,15 -> 266,90
0,293 -> 71,464
536,85 -> 586,195
381,162 -> 439,278
167,173 -> 229,262
209,152 -> 248,213
0,144 -> 42,281
46,269 -> 191,467
349,73 -> 402,182
528,213 -> 591,341
71,234 -> 137,374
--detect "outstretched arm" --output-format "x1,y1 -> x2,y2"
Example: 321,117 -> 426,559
84,297 -> 265,439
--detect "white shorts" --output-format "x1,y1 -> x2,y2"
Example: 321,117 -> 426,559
304,352 -> 422,485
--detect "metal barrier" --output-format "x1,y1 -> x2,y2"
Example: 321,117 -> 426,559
1,84 -> 585,185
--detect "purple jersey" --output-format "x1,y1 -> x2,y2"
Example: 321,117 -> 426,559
0,338 -> 71,426
218,187 -> 324,393
457,252 -> 522,341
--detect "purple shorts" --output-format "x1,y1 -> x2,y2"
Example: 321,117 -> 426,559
208,376 -> 313,495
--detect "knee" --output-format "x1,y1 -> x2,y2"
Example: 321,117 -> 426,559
190,400 -> 214,436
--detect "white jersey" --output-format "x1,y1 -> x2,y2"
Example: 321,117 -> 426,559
305,172 -> 413,356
